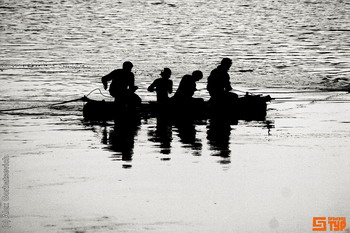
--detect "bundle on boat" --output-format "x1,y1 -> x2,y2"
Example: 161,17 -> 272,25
82,94 -> 271,122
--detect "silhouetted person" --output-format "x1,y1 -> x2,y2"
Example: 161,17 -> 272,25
207,58 -> 238,120
148,68 -> 173,106
171,70 -> 205,119
101,61 -> 140,107
207,58 -> 238,101
173,70 -> 203,101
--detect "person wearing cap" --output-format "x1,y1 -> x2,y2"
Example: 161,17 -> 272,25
148,68 -> 173,106
101,61 -> 140,106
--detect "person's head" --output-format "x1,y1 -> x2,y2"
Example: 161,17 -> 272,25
161,68 -> 171,79
122,61 -> 133,72
220,58 -> 232,70
192,70 -> 203,82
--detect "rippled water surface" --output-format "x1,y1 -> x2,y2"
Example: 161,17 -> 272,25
1,0 -> 350,101
1,0 -> 350,232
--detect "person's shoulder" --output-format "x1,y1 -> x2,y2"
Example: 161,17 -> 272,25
210,68 -> 218,75
118,69 -> 134,77
182,75 -> 191,80
153,78 -> 161,84
111,69 -> 122,74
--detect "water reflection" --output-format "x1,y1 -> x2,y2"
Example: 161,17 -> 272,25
174,120 -> 202,157
101,117 -> 140,162
207,120 -> 232,163
147,116 -> 205,156
264,120 -> 275,136
93,115 -> 274,167
147,116 -> 173,154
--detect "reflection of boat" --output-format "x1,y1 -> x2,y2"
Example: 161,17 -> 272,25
82,94 -> 271,122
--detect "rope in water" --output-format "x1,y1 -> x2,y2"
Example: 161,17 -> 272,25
0,97 -> 84,112
248,89 -> 350,94
198,87 -> 350,95
85,88 -> 112,98
230,88 -> 350,95
272,99 -> 350,102
0,88 -> 113,113
229,88 -> 350,102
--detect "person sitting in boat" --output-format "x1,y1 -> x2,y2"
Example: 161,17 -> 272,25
147,68 -> 173,106
172,70 -> 203,103
101,61 -> 141,107
171,70 -> 206,118
207,58 -> 238,105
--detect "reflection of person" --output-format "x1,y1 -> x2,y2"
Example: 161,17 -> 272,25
148,117 -> 172,155
173,70 -> 203,101
207,120 -> 232,159
101,61 -> 140,106
175,121 -> 202,156
148,68 -> 173,105
102,117 -> 140,162
207,58 -> 237,101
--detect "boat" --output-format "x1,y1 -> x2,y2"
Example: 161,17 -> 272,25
82,94 -> 271,122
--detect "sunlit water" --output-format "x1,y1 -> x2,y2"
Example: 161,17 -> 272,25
1,0 -> 350,232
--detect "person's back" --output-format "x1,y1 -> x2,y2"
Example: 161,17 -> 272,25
174,70 -> 203,101
207,58 -> 238,117
173,74 -> 194,100
207,58 -> 233,98
106,69 -> 134,97
148,68 -> 173,105
101,61 -> 140,106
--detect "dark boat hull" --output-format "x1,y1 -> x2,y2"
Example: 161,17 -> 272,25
82,95 -> 270,122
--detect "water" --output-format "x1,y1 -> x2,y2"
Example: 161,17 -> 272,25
1,0 -> 350,232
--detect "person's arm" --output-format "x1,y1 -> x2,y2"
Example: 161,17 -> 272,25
101,70 -> 115,90
224,73 -> 233,92
129,73 -> 137,92
168,80 -> 173,94
207,70 -> 215,92
148,80 -> 156,92
225,82 -> 233,92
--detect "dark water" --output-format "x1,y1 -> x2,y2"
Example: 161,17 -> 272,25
1,1 -> 350,232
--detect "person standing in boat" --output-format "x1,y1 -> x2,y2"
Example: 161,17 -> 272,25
147,68 -> 173,106
101,61 -> 141,107
207,58 -> 238,103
